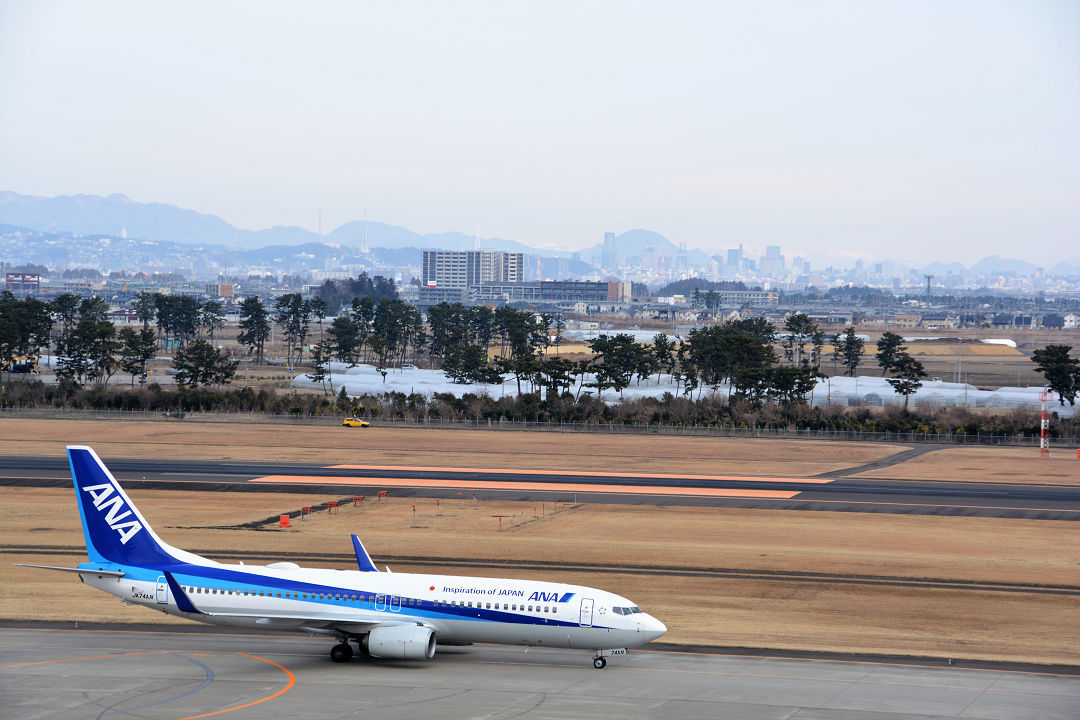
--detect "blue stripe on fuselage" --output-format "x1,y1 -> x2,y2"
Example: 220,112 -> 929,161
115,560 -> 600,629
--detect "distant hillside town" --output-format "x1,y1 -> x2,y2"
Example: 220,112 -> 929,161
2,191 -> 1079,332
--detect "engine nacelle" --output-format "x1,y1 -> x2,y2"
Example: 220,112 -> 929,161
366,625 -> 436,660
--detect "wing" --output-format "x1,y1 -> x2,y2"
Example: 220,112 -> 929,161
163,571 -> 420,635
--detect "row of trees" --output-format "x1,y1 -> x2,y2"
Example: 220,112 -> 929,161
300,308 -> 930,409
129,291 -> 226,345
5,289 -> 1074,411
1,292 -> 236,389
4,380 -> 1076,442
313,273 -> 398,315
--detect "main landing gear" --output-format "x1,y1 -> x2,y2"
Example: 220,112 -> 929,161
592,656 -> 607,669
330,642 -> 354,663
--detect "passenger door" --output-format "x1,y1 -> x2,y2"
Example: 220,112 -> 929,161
579,598 -> 594,627
155,576 -> 169,604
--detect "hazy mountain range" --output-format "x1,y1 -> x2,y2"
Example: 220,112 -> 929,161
2,191 -> 1076,277
0,190 -> 540,254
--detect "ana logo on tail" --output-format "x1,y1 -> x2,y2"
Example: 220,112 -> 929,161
82,483 -> 143,545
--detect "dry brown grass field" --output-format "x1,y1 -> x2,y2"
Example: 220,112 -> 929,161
1,418 -> 1078,665
0,418 -> 899,477
852,446 -> 1080,484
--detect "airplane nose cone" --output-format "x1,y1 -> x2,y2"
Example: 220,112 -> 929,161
644,615 -> 667,642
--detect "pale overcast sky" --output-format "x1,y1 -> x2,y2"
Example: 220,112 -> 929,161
1,0 -> 1077,264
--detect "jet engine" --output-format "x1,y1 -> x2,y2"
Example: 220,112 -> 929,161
365,625 -> 436,660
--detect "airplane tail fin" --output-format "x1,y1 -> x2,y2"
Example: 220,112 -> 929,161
68,446 -> 181,567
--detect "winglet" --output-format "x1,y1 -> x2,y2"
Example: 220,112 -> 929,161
350,534 -> 378,572
163,571 -> 203,614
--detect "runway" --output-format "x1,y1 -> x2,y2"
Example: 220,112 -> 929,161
1,455 -> 1078,520
1,627 -> 1077,720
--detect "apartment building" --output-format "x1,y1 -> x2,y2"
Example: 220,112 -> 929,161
421,250 -> 524,289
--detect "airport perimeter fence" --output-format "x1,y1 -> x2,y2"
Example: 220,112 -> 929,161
2,406 -> 1077,448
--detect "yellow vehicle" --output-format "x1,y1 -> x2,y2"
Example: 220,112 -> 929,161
342,417 -> 370,428
2,356 -> 40,374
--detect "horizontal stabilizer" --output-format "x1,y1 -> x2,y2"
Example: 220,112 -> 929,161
351,534 -> 379,572
14,563 -> 125,578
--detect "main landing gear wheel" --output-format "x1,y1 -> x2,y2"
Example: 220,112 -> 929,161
330,642 -> 354,663
593,656 -> 606,669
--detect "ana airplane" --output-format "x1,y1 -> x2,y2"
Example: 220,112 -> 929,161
19,446 -> 666,668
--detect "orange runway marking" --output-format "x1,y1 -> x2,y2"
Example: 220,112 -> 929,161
327,464 -> 834,484
174,652 -> 295,720
251,475 -> 801,499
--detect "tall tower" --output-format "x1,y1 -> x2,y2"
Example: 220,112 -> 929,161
602,232 -> 617,271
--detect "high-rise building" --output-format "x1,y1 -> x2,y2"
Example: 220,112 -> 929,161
726,244 -> 745,271
601,232 -> 617,270
761,245 -> 785,277
421,250 -> 524,289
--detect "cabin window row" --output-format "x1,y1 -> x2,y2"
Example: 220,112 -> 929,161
181,587 -> 401,604
181,586 -> 378,602
437,600 -> 556,613
180,588 -> 434,608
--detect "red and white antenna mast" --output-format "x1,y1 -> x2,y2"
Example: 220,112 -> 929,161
1039,390 -> 1053,457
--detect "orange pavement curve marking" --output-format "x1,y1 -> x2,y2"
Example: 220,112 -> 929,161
327,464 -> 834,484
174,652 -> 295,720
250,476 -> 801,499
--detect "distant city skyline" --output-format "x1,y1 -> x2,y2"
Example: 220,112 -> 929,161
1,1 -> 1077,265
6,189 -> 1076,277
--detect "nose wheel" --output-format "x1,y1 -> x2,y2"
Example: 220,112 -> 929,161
330,642 -> 354,663
592,656 -> 606,669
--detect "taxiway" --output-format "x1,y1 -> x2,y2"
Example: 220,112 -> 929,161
1,627 -> 1077,720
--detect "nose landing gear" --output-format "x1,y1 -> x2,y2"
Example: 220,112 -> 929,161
591,647 -> 625,669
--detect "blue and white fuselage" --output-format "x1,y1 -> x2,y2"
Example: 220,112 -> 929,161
27,446 -> 666,668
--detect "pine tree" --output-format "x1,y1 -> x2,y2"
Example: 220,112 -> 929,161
832,327 -> 865,377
